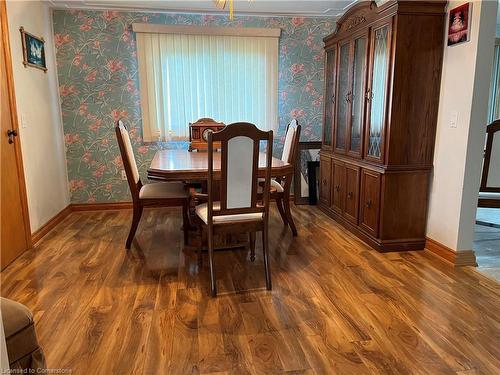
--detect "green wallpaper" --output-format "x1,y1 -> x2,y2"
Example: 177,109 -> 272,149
53,10 -> 334,203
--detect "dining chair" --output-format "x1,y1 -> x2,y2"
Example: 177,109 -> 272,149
260,119 -> 301,236
195,122 -> 273,297
115,120 -> 190,249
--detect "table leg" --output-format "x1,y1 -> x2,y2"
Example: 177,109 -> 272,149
283,178 -> 298,236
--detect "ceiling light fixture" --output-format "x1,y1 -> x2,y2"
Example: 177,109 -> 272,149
214,0 -> 253,20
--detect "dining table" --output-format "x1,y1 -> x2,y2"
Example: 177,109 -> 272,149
147,149 -> 297,234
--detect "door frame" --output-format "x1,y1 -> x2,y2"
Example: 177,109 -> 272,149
1,0 -> 32,249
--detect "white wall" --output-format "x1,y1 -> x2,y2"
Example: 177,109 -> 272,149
427,0 -> 498,252
6,0 -> 69,232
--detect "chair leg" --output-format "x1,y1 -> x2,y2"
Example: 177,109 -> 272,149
283,195 -> 298,236
275,197 -> 288,226
207,226 -> 217,297
182,201 -> 189,245
198,225 -> 205,267
262,225 -> 272,290
126,204 -> 143,249
249,232 -> 256,262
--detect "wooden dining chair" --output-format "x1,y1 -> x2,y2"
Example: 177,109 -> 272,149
115,120 -> 190,249
195,122 -> 273,297
260,119 -> 301,236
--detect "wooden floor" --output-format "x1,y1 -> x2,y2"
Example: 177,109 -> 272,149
1,206 -> 500,375
474,208 -> 500,282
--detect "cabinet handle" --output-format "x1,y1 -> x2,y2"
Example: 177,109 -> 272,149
366,199 -> 372,208
347,192 -> 353,199
331,94 -> 335,104
345,92 -> 351,103
335,185 -> 340,192
323,179 -> 327,186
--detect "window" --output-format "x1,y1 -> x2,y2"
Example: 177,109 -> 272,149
133,24 -> 280,142
487,40 -> 500,123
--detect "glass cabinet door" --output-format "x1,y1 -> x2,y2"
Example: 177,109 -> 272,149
349,35 -> 368,155
323,47 -> 336,149
366,24 -> 391,160
335,42 -> 350,152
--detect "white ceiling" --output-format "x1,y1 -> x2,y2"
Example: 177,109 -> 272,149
47,0 -> 357,17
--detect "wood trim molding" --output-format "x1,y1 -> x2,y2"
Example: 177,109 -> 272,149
31,205 -> 72,245
71,202 -> 133,211
425,237 -> 477,267
132,23 -> 281,38
31,202 -> 133,244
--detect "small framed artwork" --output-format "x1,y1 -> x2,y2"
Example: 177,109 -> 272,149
294,141 -> 321,205
20,27 -> 47,72
447,3 -> 472,47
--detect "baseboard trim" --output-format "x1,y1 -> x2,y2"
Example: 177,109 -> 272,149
31,202 -> 133,245
424,237 -> 477,267
71,202 -> 133,211
31,205 -> 73,245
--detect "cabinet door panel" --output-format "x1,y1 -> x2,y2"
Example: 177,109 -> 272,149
319,156 -> 332,205
335,42 -> 350,152
360,169 -> 381,237
349,35 -> 368,156
365,22 -> 391,161
344,165 -> 360,224
331,161 -> 345,214
323,47 -> 336,149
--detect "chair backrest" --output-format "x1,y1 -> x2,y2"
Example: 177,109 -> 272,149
282,119 -> 301,164
480,119 -> 500,192
207,122 -> 273,223
115,120 -> 142,201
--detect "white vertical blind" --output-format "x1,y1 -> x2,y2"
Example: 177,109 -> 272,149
135,30 -> 279,142
487,42 -> 500,123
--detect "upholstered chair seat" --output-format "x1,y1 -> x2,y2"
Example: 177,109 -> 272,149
195,202 -> 263,224
139,182 -> 189,200
258,178 -> 284,193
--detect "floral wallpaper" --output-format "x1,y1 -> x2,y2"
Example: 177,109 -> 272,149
52,10 -> 334,203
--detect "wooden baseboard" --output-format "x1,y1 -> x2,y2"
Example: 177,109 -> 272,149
31,202 -> 133,244
31,205 -> 73,245
425,237 -> 477,267
71,202 -> 133,211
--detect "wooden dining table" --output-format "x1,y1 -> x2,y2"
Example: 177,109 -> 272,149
147,149 -> 297,233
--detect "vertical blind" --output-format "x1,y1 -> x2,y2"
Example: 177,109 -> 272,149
134,26 -> 279,142
488,41 -> 500,123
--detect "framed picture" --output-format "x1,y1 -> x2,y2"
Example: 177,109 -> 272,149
294,141 -> 321,205
20,27 -> 47,72
447,3 -> 472,47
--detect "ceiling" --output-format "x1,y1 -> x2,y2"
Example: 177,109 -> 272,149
47,0 -> 358,18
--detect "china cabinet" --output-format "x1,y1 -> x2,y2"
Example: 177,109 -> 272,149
319,0 -> 446,251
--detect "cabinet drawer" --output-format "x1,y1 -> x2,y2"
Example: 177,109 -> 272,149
344,164 -> 360,224
359,169 -> 381,237
319,156 -> 332,205
331,161 -> 345,214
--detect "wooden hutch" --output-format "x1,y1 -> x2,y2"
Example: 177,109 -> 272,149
319,1 -> 447,251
